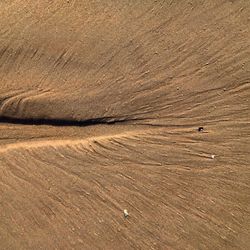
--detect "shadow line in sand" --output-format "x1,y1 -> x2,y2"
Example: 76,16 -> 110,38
0,116 -> 137,127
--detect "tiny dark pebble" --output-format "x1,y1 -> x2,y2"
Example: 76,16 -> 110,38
198,127 -> 204,132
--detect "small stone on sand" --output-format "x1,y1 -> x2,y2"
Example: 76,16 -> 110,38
198,127 -> 204,132
123,209 -> 129,218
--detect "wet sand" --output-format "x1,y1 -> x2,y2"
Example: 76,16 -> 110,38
0,1 -> 250,249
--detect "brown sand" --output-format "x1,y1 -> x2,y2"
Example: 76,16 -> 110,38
0,0 -> 250,249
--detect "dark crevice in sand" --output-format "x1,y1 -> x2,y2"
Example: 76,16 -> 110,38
0,116 -> 147,127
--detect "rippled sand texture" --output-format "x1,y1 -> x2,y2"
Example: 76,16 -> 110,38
0,1 -> 250,249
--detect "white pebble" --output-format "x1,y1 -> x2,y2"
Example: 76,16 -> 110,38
123,209 -> 129,218
211,154 -> 215,159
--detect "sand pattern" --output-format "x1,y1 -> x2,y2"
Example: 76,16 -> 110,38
0,1 -> 249,249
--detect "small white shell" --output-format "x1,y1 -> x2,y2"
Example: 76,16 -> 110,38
211,154 -> 215,159
123,209 -> 129,218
